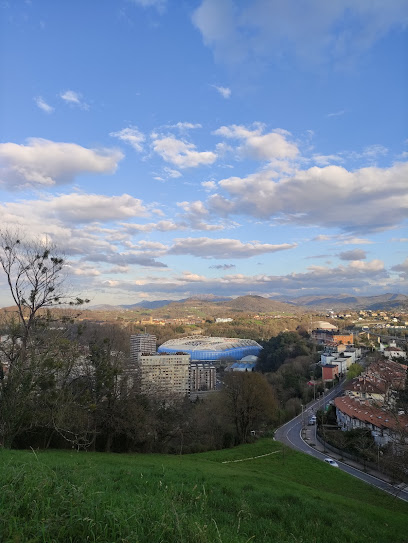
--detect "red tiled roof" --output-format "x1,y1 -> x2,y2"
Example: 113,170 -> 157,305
343,376 -> 386,395
334,396 -> 408,432
345,359 -> 406,395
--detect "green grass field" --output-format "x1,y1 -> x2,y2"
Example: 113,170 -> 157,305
1,439 -> 407,543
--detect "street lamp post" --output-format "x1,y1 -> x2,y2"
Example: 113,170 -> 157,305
310,377 -> 316,401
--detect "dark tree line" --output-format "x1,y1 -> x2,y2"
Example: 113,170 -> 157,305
257,331 -> 315,373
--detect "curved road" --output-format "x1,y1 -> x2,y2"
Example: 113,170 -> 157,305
275,384 -> 408,502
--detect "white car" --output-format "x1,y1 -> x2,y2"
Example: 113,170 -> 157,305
324,458 -> 339,467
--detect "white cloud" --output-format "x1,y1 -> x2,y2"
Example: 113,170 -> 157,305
60,90 -> 89,109
163,167 -> 182,178
110,126 -> 145,152
123,220 -> 181,233
214,123 -> 299,160
338,237 -> 374,245
69,264 -> 101,277
209,161 -> 408,234
313,234 -> 332,242
346,144 -> 389,162
46,193 -> 148,223
362,144 -> 388,158
202,180 -> 216,191
192,0 -> 245,65
105,266 -> 129,274
34,96 -> 54,114
1,193 -> 148,226
213,85 -> 231,98
129,0 -> 166,12
347,259 -> 383,272
86,251 -> 167,268
136,240 -> 168,251
176,200 -> 224,231
151,135 -> 216,168
327,110 -> 346,118
0,138 -> 123,189
313,154 -> 344,166
193,0 -> 408,66
168,237 -> 297,259
169,122 -> 202,131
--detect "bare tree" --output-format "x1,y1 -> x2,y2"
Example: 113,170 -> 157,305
0,230 -> 88,448
0,231 -> 87,360
222,372 -> 277,443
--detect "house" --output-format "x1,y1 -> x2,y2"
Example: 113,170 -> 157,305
344,358 -> 406,407
320,346 -> 361,374
383,346 -> 407,360
344,376 -> 388,405
322,364 -> 339,381
330,355 -> 351,375
333,334 -> 354,345
320,352 -> 336,366
334,396 -> 408,446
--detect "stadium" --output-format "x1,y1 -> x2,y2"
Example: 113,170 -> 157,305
157,336 -> 262,362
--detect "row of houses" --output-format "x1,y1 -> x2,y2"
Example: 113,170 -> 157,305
334,358 -> 407,446
320,345 -> 362,381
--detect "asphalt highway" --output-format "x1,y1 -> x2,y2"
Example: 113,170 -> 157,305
274,384 -> 408,502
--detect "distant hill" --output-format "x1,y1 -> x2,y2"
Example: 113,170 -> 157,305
273,293 -> 408,310
184,295 -> 231,302
222,295 -> 303,313
88,304 -> 124,311
88,300 -> 177,310
122,300 -> 176,310
89,296 -> 231,312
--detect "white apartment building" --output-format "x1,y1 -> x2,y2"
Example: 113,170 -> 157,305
383,346 -> 407,360
136,352 -> 190,397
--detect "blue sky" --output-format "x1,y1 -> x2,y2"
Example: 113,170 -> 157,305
1,0 -> 407,306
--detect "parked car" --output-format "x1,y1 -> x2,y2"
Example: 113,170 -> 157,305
324,458 -> 339,467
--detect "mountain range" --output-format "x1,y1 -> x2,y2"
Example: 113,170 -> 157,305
88,293 -> 408,313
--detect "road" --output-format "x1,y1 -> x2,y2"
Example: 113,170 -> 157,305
275,384 -> 408,502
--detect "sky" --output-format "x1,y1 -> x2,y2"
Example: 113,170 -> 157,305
0,0 -> 407,307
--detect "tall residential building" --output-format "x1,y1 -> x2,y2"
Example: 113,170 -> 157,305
136,352 -> 190,397
130,333 -> 157,363
189,363 -> 216,392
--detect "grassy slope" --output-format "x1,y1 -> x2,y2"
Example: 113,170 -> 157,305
1,439 -> 407,543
